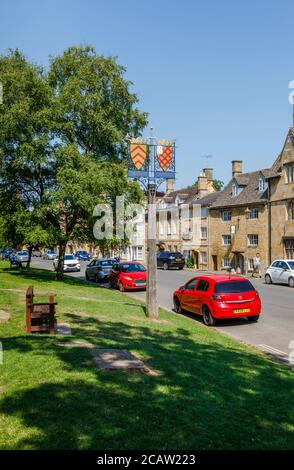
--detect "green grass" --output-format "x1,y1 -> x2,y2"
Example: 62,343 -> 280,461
0,261 -> 294,450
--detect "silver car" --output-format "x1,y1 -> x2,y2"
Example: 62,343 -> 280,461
16,250 -> 29,263
265,259 -> 294,287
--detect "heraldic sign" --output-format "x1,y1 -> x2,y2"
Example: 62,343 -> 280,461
128,137 -> 175,187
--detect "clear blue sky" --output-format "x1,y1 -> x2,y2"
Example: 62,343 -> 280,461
1,0 -> 293,189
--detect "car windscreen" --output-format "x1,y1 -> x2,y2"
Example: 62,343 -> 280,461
287,261 -> 294,270
18,251 -> 28,255
99,260 -> 115,267
214,280 -> 255,294
64,255 -> 75,260
120,263 -> 146,273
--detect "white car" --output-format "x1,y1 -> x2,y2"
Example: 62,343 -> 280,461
53,254 -> 80,272
265,259 -> 294,287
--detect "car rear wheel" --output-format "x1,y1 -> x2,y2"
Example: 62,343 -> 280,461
118,281 -> 125,292
202,306 -> 216,326
247,315 -> 259,322
163,262 -> 169,270
265,274 -> 272,284
85,272 -> 89,281
173,297 -> 182,314
288,277 -> 294,288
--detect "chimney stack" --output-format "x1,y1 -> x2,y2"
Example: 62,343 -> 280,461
197,174 -> 208,192
203,168 -> 213,181
232,160 -> 243,178
166,179 -> 175,194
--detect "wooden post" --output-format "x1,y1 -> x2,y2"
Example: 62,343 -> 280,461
146,184 -> 158,319
49,292 -> 55,336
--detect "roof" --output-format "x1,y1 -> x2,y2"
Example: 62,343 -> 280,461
160,186 -> 199,204
210,169 -> 270,209
185,274 -> 252,283
192,191 -> 221,206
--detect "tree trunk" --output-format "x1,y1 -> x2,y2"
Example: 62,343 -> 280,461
56,241 -> 66,281
26,246 -> 33,270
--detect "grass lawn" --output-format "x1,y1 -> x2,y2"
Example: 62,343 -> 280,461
0,261 -> 294,450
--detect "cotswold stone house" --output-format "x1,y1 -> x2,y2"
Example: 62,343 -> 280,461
209,160 -> 270,273
267,127 -> 294,261
156,168 -> 218,263
209,126 -> 294,273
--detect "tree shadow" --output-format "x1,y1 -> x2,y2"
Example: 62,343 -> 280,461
1,315 -> 294,450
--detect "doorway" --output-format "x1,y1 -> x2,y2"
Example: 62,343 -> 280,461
212,255 -> 218,271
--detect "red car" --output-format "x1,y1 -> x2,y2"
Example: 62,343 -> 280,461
173,274 -> 261,326
109,261 -> 147,291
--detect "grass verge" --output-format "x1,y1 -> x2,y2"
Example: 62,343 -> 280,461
0,262 -> 294,450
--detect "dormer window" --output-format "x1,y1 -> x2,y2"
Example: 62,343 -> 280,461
232,182 -> 238,197
258,176 -> 266,192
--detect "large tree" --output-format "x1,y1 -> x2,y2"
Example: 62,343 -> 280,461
0,47 -> 147,279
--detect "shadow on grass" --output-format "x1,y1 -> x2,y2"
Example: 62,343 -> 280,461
1,314 -> 294,450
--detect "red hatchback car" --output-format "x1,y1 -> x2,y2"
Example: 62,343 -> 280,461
109,261 -> 147,291
173,275 -> 261,326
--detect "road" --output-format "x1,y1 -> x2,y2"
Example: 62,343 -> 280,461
31,258 -> 294,361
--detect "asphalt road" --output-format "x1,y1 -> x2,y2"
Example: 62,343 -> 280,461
31,258 -> 294,360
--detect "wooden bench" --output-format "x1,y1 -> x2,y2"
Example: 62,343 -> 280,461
25,286 -> 57,335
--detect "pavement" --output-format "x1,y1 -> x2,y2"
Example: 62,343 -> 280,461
31,257 -> 294,363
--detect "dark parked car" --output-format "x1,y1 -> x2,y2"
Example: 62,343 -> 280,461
75,250 -> 91,261
1,248 -> 14,259
157,251 -> 185,270
85,258 -> 116,283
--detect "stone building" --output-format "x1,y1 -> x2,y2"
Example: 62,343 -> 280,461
267,127 -> 294,261
156,168 -> 217,261
209,160 -> 270,273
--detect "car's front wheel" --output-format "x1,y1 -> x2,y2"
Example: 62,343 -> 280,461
163,262 -> 169,270
202,306 -> 216,326
247,315 -> 259,322
265,274 -> 272,284
288,277 -> 294,288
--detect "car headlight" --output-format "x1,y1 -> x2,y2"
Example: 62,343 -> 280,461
123,276 -> 133,281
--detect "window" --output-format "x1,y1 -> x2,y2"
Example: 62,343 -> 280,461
222,235 -> 232,245
288,201 -> 294,221
285,239 -> 294,259
248,258 -> 254,271
215,280 -> 255,294
259,176 -> 266,192
222,210 -> 231,221
232,183 -> 238,196
248,234 -> 258,246
201,207 -> 208,218
200,251 -> 207,264
185,279 -> 197,291
286,164 -> 294,183
137,246 -> 143,260
196,280 -> 210,291
222,257 -> 230,268
200,226 -> 207,239
249,208 -> 259,219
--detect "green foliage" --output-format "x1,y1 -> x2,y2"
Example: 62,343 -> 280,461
186,255 -> 195,268
0,46 -> 147,277
212,179 -> 224,191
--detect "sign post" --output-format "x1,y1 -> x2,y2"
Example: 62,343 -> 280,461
128,131 -> 175,319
